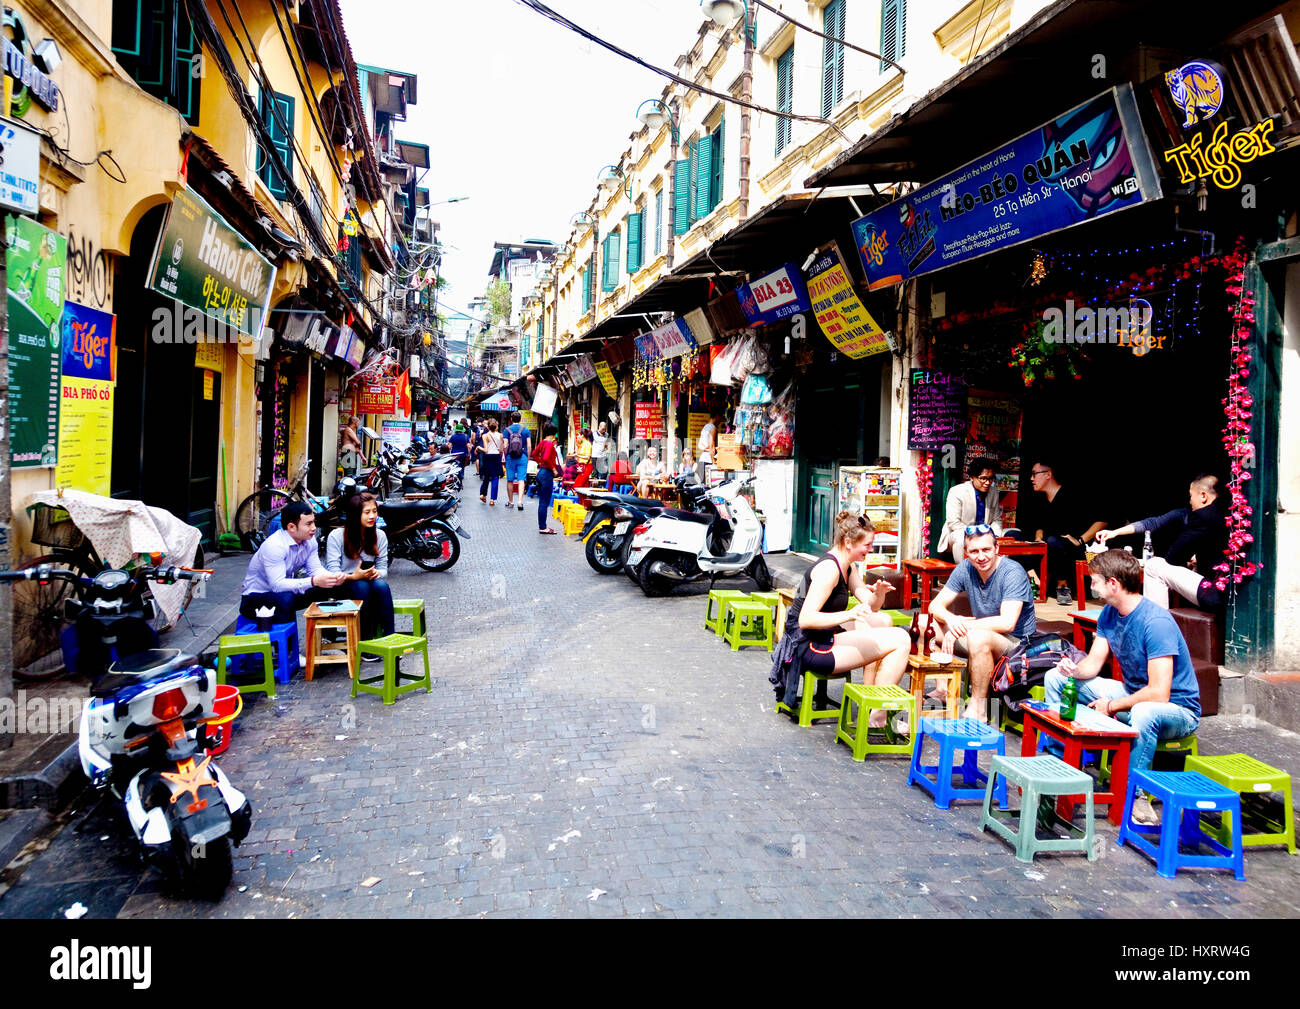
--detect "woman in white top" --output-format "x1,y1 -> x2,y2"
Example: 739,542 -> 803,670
478,418 -> 505,505
636,446 -> 663,498
325,492 -> 393,648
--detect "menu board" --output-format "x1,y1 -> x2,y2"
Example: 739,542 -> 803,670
965,388 -> 1023,528
907,370 -> 965,451
7,216 -> 66,468
634,402 -> 664,440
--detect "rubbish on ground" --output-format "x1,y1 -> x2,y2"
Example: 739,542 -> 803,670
361,876 -> 381,888
64,902 -> 88,919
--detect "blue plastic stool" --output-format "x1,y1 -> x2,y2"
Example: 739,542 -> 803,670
1117,769 -> 1246,881
613,483 -> 635,494
908,717 -> 1008,809
233,615 -> 297,684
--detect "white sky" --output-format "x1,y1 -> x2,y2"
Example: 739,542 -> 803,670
338,0 -> 712,337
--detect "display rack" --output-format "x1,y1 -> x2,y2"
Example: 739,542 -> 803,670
837,466 -> 903,570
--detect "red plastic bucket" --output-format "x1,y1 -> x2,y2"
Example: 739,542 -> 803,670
205,685 -> 242,755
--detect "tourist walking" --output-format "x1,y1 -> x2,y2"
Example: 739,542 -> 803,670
532,422 -> 562,534
479,418 -> 505,505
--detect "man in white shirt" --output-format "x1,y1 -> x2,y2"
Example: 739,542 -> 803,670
240,501 -> 346,625
937,457 -> 1002,561
696,414 -> 720,482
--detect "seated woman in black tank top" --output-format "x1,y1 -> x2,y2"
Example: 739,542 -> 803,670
771,512 -> 912,728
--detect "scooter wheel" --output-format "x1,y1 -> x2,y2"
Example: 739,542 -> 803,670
585,528 -> 625,574
170,832 -> 232,901
637,556 -> 674,597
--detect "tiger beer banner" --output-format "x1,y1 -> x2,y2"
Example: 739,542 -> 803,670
850,86 -> 1162,290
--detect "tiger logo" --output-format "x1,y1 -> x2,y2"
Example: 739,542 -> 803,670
1166,61 -> 1224,128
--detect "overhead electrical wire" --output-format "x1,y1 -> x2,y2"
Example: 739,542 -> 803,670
750,0 -> 905,75
512,0 -> 850,140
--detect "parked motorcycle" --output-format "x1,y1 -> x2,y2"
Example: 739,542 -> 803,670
0,563 -> 252,900
624,474 -> 772,596
323,476 -> 467,572
578,478 -> 711,575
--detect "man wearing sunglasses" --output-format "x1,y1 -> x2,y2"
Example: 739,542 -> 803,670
937,457 -> 1002,562
928,524 -> 1037,722
1030,458 -> 1108,604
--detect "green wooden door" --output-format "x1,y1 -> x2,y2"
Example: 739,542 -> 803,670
797,461 -> 836,554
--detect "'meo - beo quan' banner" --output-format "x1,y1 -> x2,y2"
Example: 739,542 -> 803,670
850,86 -> 1162,290
148,186 -> 276,336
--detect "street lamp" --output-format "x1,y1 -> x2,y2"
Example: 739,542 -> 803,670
635,98 -> 679,143
597,165 -> 631,199
570,212 -> 595,234
701,0 -> 756,44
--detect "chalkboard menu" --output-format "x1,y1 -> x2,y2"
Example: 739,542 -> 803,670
907,370 -> 965,451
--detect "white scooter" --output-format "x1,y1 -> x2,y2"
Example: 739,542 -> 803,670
624,474 -> 773,596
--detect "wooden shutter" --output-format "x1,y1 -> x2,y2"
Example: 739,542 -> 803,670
602,231 -> 620,291
259,90 -> 294,199
693,132 -> 713,221
776,45 -> 793,154
709,119 -> 724,212
822,0 -> 845,117
654,189 -> 664,254
581,266 -> 591,314
626,212 -> 643,274
673,159 -> 691,235
881,0 -> 905,71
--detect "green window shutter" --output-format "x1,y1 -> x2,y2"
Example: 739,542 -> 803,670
627,212 -> 643,274
822,0 -> 845,117
581,266 -> 591,313
259,90 -> 294,199
776,45 -> 793,154
693,133 -> 713,221
655,189 -> 665,254
673,159 -> 691,235
709,119 -> 724,212
881,0 -> 904,72
602,232 -> 620,291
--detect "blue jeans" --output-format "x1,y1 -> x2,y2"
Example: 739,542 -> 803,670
1044,669 -> 1199,771
536,469 -> 554,530
344,577 -> 395,640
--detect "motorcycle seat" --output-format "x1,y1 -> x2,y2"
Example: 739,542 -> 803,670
93,649 -> 196,697
661,509 -> 712,525
705,552 -> 749,566
381,497 -> 453,516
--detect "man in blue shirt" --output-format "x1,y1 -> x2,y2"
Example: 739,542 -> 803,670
929,525 -> 1037,721
1045,548 -> 1200,824
240,501 -> 346,632
502,411 -> 531,511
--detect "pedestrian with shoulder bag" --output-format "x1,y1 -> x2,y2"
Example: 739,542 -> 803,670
532,422 -> 562,534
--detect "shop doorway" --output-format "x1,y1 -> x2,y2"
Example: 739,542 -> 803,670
307,359 -> 325,495
187,367 -> 221,543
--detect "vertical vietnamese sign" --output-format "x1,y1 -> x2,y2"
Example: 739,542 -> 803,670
57,302 -> 116,494
804,243 -> 890,358
6,216 -> 66,468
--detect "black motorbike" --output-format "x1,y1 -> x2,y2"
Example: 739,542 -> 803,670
323,476 -> 467,573
578,476 -> 711,575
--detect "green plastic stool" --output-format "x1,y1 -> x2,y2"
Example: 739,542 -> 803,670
352,633 -> 431,706
217,633 -> 276,700
776,670 -> 847,727
836,683 -> 917,760
705,590 -> 751,636
723,599 -> 773,651
999,686 -> 1046,735
392,598 -> 427,636
1185,753 -> 1296,855
883,609 -> 913,627
749,591 -> 780,626
980,754 -> 1097,863
1097,733 -> 1199,784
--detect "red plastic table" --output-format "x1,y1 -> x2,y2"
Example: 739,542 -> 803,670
997,539 -> 1048,602
1068,610 -> 1122,680
902,559 -> 956,609
1021,704 -> 1138,826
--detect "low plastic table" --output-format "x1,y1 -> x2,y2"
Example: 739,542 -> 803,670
1021,701 -> 1137,826
902,559 -> 955,610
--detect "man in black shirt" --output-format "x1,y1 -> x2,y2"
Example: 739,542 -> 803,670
1095,473 -> 1227,610
1031,458 -> 1108,604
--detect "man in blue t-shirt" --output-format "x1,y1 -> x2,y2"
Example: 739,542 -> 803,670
502,411 -> 532,511
1045,548 -> 1200,825
929,525 -> 1037,722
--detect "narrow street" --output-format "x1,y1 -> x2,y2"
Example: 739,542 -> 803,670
4,488 -> 1298,919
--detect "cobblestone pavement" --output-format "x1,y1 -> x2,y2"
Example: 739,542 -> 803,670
4,488 -> 1300,918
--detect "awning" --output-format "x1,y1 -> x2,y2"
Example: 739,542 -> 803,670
480,393 -> 512,411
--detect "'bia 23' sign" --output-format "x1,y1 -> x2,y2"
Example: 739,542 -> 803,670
1160,59 -> 1276,190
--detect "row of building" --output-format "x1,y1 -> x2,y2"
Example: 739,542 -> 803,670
2,0 -> 444,571
472,0 -> 1300,676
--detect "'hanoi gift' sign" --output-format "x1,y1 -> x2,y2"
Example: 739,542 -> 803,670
850,86 -> 1162,289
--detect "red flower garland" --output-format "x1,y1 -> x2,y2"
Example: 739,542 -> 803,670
916,452 -> 934,555
1214,245 -> 1260,593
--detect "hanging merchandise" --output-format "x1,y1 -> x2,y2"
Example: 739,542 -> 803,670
731,333 -> 766,381
710,339 -> 743,385
740,373 -> 772,405
761,381 -> 795,458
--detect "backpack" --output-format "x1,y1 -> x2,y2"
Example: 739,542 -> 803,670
991,632 -> 1085,712
507,426 -> 525,459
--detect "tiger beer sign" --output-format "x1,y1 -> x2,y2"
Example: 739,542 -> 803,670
1161,60 -> 1276,190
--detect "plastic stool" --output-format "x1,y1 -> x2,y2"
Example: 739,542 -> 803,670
980,755 -> 1096,863
217,633 -> 276,700
909,717 -> 1008,808
835,683 -> 916,759
1185,753 -> 1295,855
562,505 -> 588,535
999,686 -> 1045,735
776,670 -> 846,727
704,590 -> 750,636
392,599 -> 427,637
749,591 -> 780,626
233,615 -> 297,684
882,609 -> 913,627
1117,769 -> 1246,880
722,599 -> 773,651
352,633 -> 432,706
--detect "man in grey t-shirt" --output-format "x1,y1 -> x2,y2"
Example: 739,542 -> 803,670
928,525 -> 1037,721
